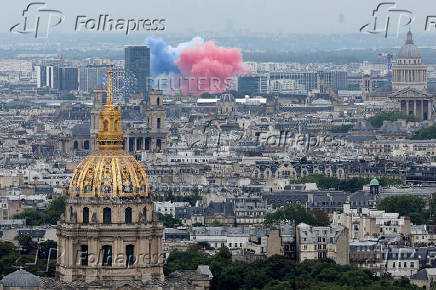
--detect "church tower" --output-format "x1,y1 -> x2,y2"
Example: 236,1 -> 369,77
145,90 -> 168,152
90,86 -> 106,151
57,66 -> 164,286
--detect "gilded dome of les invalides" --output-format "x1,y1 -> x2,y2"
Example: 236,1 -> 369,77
68,67 -> 150,198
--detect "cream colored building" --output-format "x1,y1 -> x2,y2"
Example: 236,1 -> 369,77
296,223 -> 349,265
332,204 -> 411,241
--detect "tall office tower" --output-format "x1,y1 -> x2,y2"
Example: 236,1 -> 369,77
36,65 -> 78,91
238,74 -> 269,93
36,65 -> 58,88
124,45 -> 150,99
59,67 -> 79,91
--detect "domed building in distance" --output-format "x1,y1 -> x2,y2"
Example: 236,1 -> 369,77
389,31 -> 434,121
392,30 -> 427,91
56,66 -> 164,286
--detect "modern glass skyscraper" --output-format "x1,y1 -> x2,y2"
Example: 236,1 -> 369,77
124,45 -> 150,99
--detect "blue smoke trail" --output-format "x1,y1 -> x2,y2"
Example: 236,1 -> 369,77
146,37 -> 180,76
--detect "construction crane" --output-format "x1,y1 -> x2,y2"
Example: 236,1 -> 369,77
378,53 -> 393,70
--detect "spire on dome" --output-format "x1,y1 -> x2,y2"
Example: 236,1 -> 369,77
406,30 -> 413,44
96,62 -> 123,150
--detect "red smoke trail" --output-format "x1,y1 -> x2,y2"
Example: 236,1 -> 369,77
175,41 -> 250,96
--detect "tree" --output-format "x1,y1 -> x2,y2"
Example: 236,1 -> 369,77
216,247 -> 232,260
312,209 -> 330,226
163,249 -> 418,290
264,204 -> 316,225
16,234 -> 37,253
330,124 -> 353,133
157,213 -> 182,228
163,249 -> 209,275
38,240 -> 57,259
0,241 -> 16,258
413,125 -> 436,140
13,196 -> 66,226
377,195 -> 427,224
368,111 -> 419,128
210,220 -> 223,227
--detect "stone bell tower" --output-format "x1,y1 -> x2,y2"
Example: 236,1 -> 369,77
145,90 -> 168,152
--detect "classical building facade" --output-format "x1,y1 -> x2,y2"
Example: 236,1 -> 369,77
390,31 -> 434,120
57,67 -> 164,287
390,87 -> 433,120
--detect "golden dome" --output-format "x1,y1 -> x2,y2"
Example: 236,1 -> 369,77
68,65 -> 150,197
69,150 -> 150,197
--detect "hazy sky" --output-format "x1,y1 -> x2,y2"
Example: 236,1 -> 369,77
2,0 -> 436,35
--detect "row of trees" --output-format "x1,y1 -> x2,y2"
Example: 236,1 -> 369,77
0,238 -> 57,279
164,248 -> 419,290
294,174 -> 402,193
13,196 -> 66,226
367,111 -> 419,128
413,125 -> 436,140
264,204 -> 329,226
377,194 -> 436,225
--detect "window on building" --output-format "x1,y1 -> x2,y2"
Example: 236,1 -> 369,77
102,245 -> 112,266
126,244 -> 134,267
70,206 -> 74,221
103,207 -> 111,224
81,245 -> 88,266
125,207 -> 132,224
143,206 -> 147,221
157,118 -> 161,129
83,207 -> 89,224
157,97 -> 160,106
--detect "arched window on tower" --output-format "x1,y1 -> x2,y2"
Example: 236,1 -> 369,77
73,141 -> 79,149
103,207 -> 111,224
84,140 -> 89,150
125,207 -> 132,224
157,97 -> 160,106
83,207 -> 89,224
157,118 -> 161,129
